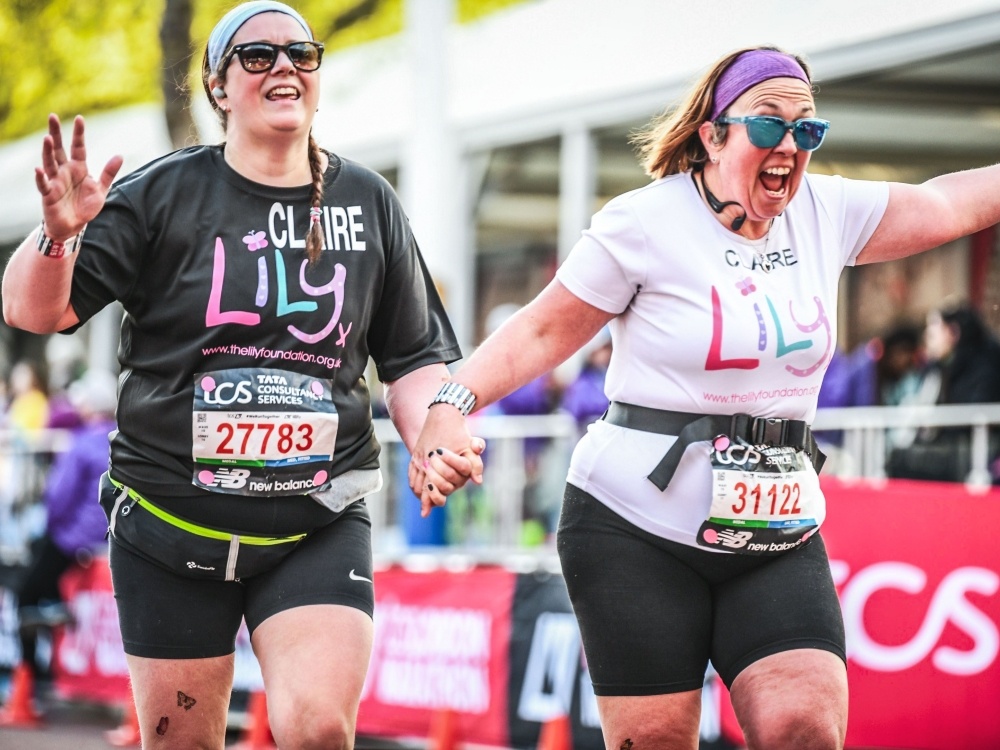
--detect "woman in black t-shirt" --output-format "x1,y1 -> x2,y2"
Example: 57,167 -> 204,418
2,2 -> 483,746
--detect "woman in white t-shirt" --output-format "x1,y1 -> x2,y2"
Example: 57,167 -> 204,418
412,45 -> 1000,748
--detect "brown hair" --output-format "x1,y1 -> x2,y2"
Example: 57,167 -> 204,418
200,38 -> 326,264
632,45 -> 812,179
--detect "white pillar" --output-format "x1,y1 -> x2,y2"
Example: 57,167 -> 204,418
557,125 -> 597,262
399,0 -> 471,351
555,126 -> 598,380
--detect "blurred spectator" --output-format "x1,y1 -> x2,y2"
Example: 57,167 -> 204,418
818,323 -> 924,410
15,370 -> 117,688
877,325 -> 925,406
6,360 -> 50,432
888,303 -> 1000,482
560,327 -> 612,431
44,336 -> 87,430
816,323 -> 924,453
923,304 -> 1000,405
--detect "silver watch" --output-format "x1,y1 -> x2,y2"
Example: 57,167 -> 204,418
430,382 -> 477,416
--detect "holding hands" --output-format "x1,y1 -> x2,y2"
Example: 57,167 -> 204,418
408,404 -> 486,518
35,114 -> 123,240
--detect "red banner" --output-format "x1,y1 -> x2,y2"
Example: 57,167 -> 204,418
54,561 -> 130,704
721,477 -> 1000,750
46,477 -> 1000,748
357,566 -> 516,745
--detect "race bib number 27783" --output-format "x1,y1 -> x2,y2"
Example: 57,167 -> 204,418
192,368 -> 338,497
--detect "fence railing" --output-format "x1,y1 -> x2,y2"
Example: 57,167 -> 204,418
1,404 -> 999,567
0,428 -> 72,567
811,402 -> 1000,488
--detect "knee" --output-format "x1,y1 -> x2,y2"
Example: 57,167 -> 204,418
743,708 -> 844,750
269,707 -> 353,750
271,716 -> 354,750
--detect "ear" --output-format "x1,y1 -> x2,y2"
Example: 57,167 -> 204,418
209,75 -> 226,101
697,120 -> 718,153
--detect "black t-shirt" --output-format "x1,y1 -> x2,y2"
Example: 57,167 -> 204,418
70,146 -> 460,533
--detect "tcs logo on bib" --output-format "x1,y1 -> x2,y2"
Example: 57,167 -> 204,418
203,380 -> 253,406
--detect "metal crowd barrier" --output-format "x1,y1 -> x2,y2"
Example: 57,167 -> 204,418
2,403 -> 1000,569
0,428 -> 72,568
811,402 -> 1000,489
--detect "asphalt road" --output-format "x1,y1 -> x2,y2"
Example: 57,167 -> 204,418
0,699 -> 130,750
0,697 -> 420,749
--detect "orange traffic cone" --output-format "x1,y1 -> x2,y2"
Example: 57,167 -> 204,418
231,690 -> 276,749
105,687 -> 141,747
537,713 -> 572,750
429,708 -> 459,750
0,662 -> 43,728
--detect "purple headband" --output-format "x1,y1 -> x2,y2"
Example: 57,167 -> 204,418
709,50 -> 809,121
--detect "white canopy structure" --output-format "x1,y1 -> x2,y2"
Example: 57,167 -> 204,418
2,0 -> 1000,357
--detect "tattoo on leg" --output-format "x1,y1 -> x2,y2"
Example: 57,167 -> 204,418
177,691 -> 197,710
619,740 -> 634,750
156,716 -> 169,735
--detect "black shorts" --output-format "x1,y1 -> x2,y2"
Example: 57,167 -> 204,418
109,500 -> 374,659
557,484 -> 845,696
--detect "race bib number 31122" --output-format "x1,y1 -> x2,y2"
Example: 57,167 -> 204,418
697,436 -> 824,555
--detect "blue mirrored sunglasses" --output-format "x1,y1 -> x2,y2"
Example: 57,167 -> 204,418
715,115 -> 831,151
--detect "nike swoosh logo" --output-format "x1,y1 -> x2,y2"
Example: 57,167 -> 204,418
349,569 -> 372,583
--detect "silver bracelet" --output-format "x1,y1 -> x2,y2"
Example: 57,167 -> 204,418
430,382 -> 477,416
36,222 -> 86,258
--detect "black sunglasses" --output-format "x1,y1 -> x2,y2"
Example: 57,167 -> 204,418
221,41 -> 325,74
715,115 -> 830,151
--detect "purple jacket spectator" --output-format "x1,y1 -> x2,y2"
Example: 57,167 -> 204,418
44,419 -> 115,557
560,365 -> 609,428
493,375 -> 554,417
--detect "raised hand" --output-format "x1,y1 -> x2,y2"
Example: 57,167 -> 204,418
35,114 -> 123,240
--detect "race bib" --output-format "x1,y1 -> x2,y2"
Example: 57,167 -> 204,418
697,435 -> 824,555
192,368 -> 338,497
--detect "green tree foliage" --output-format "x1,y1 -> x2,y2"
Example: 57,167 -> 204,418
0,0 -> 526,144
0,1 -> 161,142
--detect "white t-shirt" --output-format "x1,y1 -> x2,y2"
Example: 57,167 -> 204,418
556,171 -> 889,549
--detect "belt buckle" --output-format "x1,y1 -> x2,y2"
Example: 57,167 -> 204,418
752,417 -> 786,445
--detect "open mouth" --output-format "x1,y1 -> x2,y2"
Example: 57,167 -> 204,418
759,166 -> 790,197
266,86 -> 301,101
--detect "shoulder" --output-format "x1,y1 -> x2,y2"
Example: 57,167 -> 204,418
328,154 -> 396,195
110,145 -> 217,195
587,174 -> 692,241
602,173 -> 690,213
795,172 -> 888,205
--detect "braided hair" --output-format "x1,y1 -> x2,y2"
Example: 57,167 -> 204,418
306,132 -> 325,265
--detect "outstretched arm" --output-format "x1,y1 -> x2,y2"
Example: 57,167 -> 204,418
857,164 -> 1000,265
3,114 -> 123,333
409,279 -> 615,516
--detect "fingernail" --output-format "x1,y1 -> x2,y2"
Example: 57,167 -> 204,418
422,459 -> 429,468
427,451 -> 435,458
435,448 -> 443,455
427,483 -> 435,491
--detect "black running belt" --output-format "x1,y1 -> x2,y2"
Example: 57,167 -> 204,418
602,401 -> 826,491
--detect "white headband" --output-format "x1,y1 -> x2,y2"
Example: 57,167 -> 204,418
207,1 -> 313,75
